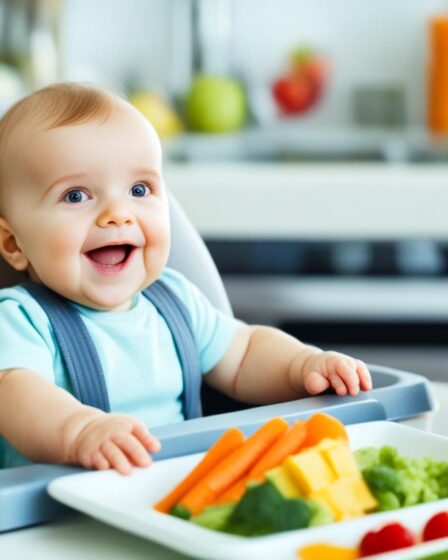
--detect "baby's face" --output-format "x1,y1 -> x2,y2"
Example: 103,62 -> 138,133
2,102 -> 170,311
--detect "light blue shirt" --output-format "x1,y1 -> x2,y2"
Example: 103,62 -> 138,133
0,268 -> 239,468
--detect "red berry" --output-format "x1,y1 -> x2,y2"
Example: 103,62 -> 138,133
375,523 -> 415,553
423,512 -> 448,542
359,530 -> 378,557
359,523 -> 415,556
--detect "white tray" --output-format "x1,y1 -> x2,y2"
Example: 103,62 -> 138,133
48,421 -> 448,560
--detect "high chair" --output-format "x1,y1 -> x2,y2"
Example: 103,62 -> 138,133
0,194 -> 435,532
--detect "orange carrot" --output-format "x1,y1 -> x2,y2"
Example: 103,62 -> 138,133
213,475 -> 249,505
212,420 -> 307,505
301,412 -> 348,448
153,427 -> 245,513
249,420 -> 307,480
179,417 -> 289,515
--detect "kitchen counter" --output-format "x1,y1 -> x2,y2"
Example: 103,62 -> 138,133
165,163 -> 448,240
2,381 -> 448,560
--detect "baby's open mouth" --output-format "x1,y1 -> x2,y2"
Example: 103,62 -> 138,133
86,244 -> 135,267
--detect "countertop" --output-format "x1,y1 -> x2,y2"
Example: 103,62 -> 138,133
1,381 -> 448,560
165,162 -> 448,240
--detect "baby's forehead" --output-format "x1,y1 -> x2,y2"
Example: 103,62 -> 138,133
11,103 -> 162,173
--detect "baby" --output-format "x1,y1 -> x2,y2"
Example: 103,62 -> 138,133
0,83 -> 371,475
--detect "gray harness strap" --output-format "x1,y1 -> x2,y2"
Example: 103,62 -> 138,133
142,282 -> 202,419
22,282 -> 111,412
21,280 -> 202,420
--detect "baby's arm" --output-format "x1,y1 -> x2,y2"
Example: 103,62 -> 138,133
0,368 -> 160,474
205,324 -> 371,404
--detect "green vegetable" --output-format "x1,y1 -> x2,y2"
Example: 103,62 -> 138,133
363,466 -> 403,500
355,446 -> 448,512
374,490 -> 401,511
190,503 -> 235,531
224,481 -> 312,537
308,499 -> 335,527
416,552 -> 448,560
170,504 -> 191,520
354,446 -> 381,471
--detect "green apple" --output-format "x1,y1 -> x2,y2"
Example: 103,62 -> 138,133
185,75 -> 247,133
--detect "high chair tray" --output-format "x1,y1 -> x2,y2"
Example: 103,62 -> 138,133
47,421 -> 448,560
0,364 -> 435,533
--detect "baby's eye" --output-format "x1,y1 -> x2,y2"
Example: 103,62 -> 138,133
63,189 -> 89,204
130,182 -> 150,198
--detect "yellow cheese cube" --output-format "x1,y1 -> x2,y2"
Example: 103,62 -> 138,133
310,478 -> 363,520
352,476 -> 378,512
265,465 -> 302,498
321,443 -> 359,478
311,476 -> 378,520
314,437 -> 344,451
309,488 -> 338,517
284,449 -> 335,494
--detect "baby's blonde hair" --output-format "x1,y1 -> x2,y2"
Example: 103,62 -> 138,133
0,83 -> 120,212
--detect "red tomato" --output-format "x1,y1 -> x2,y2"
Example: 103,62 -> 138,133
423,511 -> 448,541
290,58 -> 327,96
359,522 -> 415,557
272,75 -> 315,114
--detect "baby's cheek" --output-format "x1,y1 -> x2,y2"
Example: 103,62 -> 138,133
144,216 -> 170,253
47,215 -> 85,250
49,234 -> 80,256
37,228 -> 84,278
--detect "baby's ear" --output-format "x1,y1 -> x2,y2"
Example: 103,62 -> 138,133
0,217 -> 29,271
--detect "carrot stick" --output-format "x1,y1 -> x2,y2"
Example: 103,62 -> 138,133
153,427 -> 245,513
179,417 -> 289,515
213,475 -> 249,505
212,420 -> 307,505
302,412 -> 348,448
249,420 -> 307,480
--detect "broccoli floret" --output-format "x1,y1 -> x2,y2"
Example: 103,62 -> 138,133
224,481 -> 312,537
362,465 -> 403,511
436,464 -> 448,498
354,447 -> 381,471
363,466 -> 402,495
374,490 -> 401,511
379,446 -> 400,467
357,445 -> 448,512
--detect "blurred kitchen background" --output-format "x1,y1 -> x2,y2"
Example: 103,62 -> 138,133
1,0 -> 448,381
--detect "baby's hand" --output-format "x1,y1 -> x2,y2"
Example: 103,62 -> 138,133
301,351 -> 372,397
71,413 -> 160,475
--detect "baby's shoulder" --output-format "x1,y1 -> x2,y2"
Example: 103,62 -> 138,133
158,267 -> 191,289
0,285 -> 51,328
0,284 -> 40,306
156,267 -> 201,304
0,285 -> 58,365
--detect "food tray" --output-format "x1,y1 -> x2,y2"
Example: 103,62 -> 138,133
48,421 -> 448,560
0,364 -> 435,532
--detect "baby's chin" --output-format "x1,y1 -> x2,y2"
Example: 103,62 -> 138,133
37,279 -> 138,311
29,263 -> 158,310
76,288 -> 138,312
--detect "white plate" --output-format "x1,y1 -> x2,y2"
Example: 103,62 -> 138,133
48,421 -> 448,560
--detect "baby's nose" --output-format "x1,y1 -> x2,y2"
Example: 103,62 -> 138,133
97,204 -> 135,227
